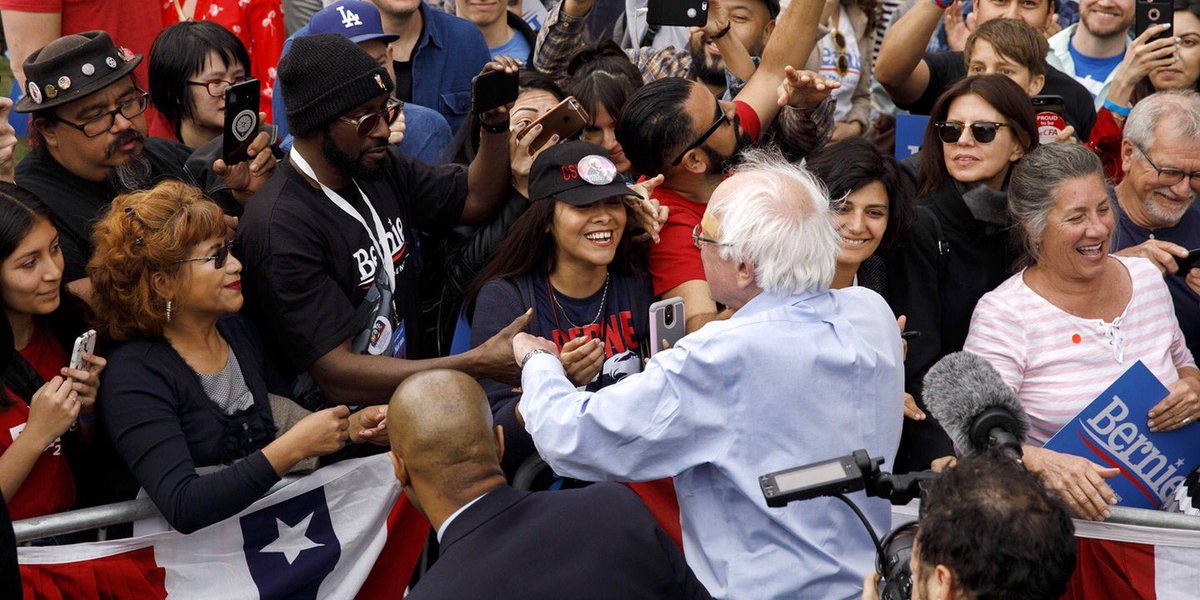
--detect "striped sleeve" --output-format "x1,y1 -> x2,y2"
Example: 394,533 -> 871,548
963,286 -> 1028,395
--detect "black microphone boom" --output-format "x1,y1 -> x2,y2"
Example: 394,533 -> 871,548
922,352 -> 1030,462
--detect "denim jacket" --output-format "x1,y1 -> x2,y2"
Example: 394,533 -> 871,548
409,2 -> 492,132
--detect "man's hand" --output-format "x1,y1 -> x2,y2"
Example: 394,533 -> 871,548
0,97 -> 17,183
777,66 -> 840,109
697,0 -> 730,37
472,309 -> 535,384
1186,266 -> 1200,295
349,405 -> 390,445
478,58 -> 523,130
512,331 -> 559,368
1114,239 -> 1189,274
626,174 -> 669,243
830,121 -> 864,142
861,572 -> 881,600
214,113 -> 277,205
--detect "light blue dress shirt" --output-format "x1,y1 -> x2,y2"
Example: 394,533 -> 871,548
520,288 -> 905,600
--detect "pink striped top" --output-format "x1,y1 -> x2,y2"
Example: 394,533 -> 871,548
963,256 -> 1196,446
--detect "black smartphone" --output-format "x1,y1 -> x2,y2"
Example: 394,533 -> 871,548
1136,0 -> 1174,42
1031,95 -> 1068,144
1175,249 -> 1200,277
222,78 -> 261,164
647,0 -> 709,27
471,70 -> 519,116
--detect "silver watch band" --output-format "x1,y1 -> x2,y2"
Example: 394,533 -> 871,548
520,348 -> 553,368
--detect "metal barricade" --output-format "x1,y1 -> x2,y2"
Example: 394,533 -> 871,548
891,501 -> 1200,531
13,476 -> 300,543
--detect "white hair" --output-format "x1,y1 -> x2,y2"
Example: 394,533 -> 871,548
708,148 -> 839,296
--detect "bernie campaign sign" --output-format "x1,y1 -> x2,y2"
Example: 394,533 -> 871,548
1045,361 -> 1200,509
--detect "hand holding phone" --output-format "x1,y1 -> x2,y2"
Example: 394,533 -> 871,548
649,297 -> 686,356
1175,249 -> 1200,277
1032,95 -> 1068,144
223,78 -> 261,164
471,69 -> 519,116
68,330 -> 97,373
1136,0 -> 1175,42
516,97 -> 590,155
647,0 -> 709,27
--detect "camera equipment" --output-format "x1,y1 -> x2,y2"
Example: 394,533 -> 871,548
922,352 -> 1029,463
760,450 -> 934,600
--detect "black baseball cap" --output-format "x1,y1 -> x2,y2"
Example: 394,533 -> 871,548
528,141 -> 633,206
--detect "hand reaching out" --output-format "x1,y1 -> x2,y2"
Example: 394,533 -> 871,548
777,67 -> 840,109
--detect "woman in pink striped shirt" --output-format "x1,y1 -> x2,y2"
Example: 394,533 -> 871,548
963,143 -> 1200,521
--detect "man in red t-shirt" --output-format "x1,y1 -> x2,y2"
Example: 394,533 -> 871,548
0,0 -> 161,88
616,0 -> 837,332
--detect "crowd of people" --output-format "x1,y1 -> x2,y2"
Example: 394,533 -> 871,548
0,0 -> 1198,596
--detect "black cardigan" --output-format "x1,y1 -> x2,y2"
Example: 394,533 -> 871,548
98,315 -> 281,534
885,180 -> 1020,471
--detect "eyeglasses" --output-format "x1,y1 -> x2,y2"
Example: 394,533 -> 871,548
692,224 -> 731,249
53,91 -> 150,138
831,30 -> 849,77
174,239 -> 235,269
187,77 -> 248,98
1134,142 -> 1200,191
933,121 -> 1009,144
671,100 -> 732,167
336,98 -> 403,138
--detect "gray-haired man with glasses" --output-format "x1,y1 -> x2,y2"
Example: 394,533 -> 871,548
1112,90 -> 1200,359
14,30 -> 276,285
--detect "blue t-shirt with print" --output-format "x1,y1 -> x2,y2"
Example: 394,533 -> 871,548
1068,40 -> 1124,98
530,271 -> 644,391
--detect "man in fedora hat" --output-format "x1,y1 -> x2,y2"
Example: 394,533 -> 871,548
14,30 -> 276,284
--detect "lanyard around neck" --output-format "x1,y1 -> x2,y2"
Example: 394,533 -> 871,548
290,148 -> 397,292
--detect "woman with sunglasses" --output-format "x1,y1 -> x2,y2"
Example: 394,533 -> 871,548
808,0 -> 876,141
465,141 -> 653,479
148,21 -> 254,148
0,183 -> 106,524
90,181 -> 387,534
886,74 -> 1038,472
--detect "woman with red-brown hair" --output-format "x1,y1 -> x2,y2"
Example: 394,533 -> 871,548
89,180 -> 386,534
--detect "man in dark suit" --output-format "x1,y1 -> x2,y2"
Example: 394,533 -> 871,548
386,370 -> 710,600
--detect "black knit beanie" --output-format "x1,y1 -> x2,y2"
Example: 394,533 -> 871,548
279,34 -> 395,137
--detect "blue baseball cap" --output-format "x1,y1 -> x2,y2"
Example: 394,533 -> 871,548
308,0 -> 400,45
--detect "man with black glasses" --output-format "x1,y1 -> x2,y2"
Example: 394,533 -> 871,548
1111,90 -> 1200,359
14,31 -> 274,283
237,34 -> 526,408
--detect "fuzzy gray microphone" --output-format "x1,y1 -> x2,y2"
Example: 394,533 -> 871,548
923,351 -> 1031,463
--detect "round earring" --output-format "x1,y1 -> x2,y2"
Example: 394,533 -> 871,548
166,299 -> 173,323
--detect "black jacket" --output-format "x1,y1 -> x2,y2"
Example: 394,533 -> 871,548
409,484 -> 711,600
885,180 -> 1020,471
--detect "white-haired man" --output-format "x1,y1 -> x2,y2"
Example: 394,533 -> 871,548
511,150 -> 905,600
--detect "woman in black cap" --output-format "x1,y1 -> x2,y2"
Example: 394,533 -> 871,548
465,140 -> 654,480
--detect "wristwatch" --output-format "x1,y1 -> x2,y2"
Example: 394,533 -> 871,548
520,348 -> 554,368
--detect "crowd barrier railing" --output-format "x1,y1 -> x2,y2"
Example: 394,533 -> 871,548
16,487 -> 1200,544
13,476 -> 300,543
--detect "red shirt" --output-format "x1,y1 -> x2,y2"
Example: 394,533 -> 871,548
160,0 -> 283,126
0,0 -> 161,87
1,325 -> 76,521
646,101 -> 760,296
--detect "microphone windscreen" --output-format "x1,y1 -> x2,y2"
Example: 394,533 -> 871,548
922,351 -> 1030,454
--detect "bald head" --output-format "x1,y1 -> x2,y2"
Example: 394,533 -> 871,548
387,370 -> 504,495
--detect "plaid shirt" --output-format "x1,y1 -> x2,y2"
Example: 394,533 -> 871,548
533,2 -> 832,158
